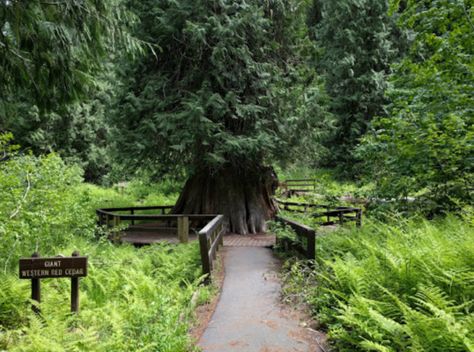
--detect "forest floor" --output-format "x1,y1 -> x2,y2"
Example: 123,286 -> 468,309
197,237 -> 328,352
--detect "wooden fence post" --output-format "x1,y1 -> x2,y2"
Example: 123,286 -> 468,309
212,230 -> 217,261
356,209 -> 362,227
113,216 -> 119,227
178,216 -> 189,243
307,231 -> 316,261
71,251 -> 80,313
113,215 -> 120,238
218,224 -> 224,247
199,232 -> 211,280
31,252 -> 41,315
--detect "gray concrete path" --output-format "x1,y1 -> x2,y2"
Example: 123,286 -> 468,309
198,246 -> 323,352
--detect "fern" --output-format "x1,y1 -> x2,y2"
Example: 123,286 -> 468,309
281,216 -> 474,351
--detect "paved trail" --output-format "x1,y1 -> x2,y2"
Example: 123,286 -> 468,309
198,245 -> 325,352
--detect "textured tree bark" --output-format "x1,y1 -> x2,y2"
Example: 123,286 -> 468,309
172,165 -> 278,235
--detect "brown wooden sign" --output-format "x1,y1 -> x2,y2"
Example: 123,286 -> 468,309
19,256 -> 87,279
19,251 -> 87,314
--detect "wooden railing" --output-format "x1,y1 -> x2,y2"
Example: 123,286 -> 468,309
198,215 -> 225,282
275,216 -> 316,260
96,206 -> 216,243
97,206 -> 226,281
97,205 -> 174,225
276,199 -> 362,227
280,179 -> 316,194
276,199 -> 330,213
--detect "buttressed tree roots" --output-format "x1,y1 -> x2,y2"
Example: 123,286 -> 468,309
173,166 -> 278,235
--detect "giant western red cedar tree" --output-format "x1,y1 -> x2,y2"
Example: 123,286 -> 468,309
113,0 -> 323,234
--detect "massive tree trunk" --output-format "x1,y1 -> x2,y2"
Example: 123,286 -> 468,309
172,165 -> 278,234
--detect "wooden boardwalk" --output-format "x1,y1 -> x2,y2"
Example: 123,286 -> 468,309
121,231 -> 198,245
120,224 -> 275,247
118,222 -> 190,244
223,233 -> 275,247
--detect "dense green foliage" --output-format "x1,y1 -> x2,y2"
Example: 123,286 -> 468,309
1,0 -> 471,216
0,146 -> 205,351
0,0 -> 138,109
278,217 -> 474,351
112,0 -> 326,176
359,0 -> 473,213
0,154 -> 90,266
308,0 -> 396,173
0,1 -> 140,182
4,82 -> 115,182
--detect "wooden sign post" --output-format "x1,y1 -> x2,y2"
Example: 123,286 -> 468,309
19,251 -> 88,314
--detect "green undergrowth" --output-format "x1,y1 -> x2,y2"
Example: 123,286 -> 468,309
0,241 -> 206,352
276,210 -> 324,229
276,166 -> 373,202
278,216 -> 474,351
81,177 -> 180,211
0,151 -> 206,351
0,152 -> 180,269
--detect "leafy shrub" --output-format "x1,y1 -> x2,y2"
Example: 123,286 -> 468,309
359,0 -> 474,215
268,220 -> 298,243
0,152 -> 94,271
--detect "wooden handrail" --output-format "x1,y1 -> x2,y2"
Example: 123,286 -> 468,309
198,215 -> 225,282
275,199 -> 362,227
284,179 -> 317,183
96,205 -> 221,244
275,199 -> 329,209
281,179 -> 316,188
96,206 -> 226,279
275,216 -> 316,260
98,205 -> 174,212
97,213 -> 217,221
279,179 -> 317,196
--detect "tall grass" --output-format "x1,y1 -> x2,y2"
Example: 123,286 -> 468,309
280,216 -> 474,351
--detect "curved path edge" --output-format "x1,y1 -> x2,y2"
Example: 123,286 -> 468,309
198,244 -> 327,352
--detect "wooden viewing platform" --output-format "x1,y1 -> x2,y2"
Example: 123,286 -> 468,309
275,199 -> 362,227
96,201 -> 361,281
96,205 -> 217,245
96,206 -> 226,282
120,222 -> 199,245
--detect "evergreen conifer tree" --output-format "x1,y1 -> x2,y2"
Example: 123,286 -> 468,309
113,0 -> 320,234
308,0 -> 395,174
0,0 -> 138,181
